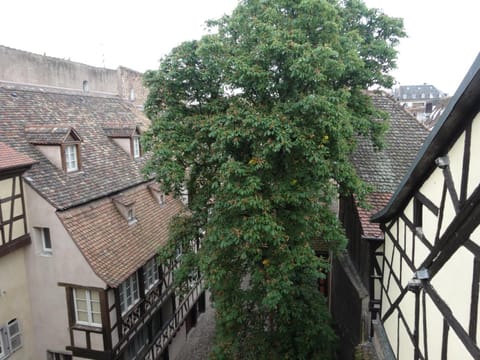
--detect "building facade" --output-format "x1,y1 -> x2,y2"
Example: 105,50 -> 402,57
372,53 -> 480,359
332,92 -> 429,359
393,84 -> 446,124
0,48 -> 204,359
0,143 -> 36,360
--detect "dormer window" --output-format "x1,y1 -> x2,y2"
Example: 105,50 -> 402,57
65,144 -> 78,172
25,125 -> 82,173
103,123 -> 142,159
133,136 -> 141,159
148,183 -> 167,206
113,195 -> 137,225
127,208 -> 135,222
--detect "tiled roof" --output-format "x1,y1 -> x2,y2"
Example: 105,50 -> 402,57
25,125 -> 82,144
356,193 -> 391,238
103,123 -> 139,138
0,142 -> 36,171
58,182 -> 184,287
0,84 -> 150,210
352,92 -> 430,194
373,52 -> 480,222
351,92 -> 429,235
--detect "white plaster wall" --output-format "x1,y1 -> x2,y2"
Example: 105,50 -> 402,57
419,168 -> 443,212
36,145 -> 63,170
112,138 -> 132,157
0,248 -> 35,360
432,246 -> 473,332
24,185 -> 106,357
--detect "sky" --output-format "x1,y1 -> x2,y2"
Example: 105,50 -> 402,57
1,0 -> 478,96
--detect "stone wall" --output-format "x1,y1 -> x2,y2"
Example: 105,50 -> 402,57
0,45 -> 147,106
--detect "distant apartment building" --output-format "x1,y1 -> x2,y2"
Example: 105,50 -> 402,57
393,83 -> 447,123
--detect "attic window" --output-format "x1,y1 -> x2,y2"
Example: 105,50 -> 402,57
103,123 -> 142,159
133,136 -> 141,159
113,195 -> 137,225
25,125 -> 82,173
148,183 -> 166,206
65,144 -> 78,172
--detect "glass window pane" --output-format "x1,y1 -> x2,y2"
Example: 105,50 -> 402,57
90,290 -> 100,301
76,299 -> 87,311
91,301 -> 100,313
77,310 -> 88,322
92,313 -> 102,325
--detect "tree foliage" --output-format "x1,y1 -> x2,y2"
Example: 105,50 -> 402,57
143,1 -> 404,358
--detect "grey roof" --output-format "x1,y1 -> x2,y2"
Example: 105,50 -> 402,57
0,83 -> 150,210
394,84 -> 445,101
25,125 -> 82,144
351,92 -> 430,193
373,52 -> 480,222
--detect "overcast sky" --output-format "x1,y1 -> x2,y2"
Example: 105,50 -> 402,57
1,0 -> 478,95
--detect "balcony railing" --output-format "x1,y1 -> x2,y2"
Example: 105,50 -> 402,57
140,277 -> 204,360
111,261 -> 177,358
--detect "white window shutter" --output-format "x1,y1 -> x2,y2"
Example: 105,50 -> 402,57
7,319 -> 22,352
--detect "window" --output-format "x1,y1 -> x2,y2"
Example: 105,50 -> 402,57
0,331 -> 5,359
143,258 -> 159,292
65,145 -> 78,172
73,289 -> 101,327
0,319 -> 22,359
119,273 -> 140,314
127,208 -> 135,222
7,319 -> 21,352
133,136 -> 141,158
35,227 -> 52,255
124,325 -> 148,360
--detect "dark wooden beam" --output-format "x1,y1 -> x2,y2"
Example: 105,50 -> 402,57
434,182 -> 448,245
460,123 -> 471,206
469,258 -> 480,342
442,165 -> 460,214
420,183 -> 480,278
415,191 -> 439,216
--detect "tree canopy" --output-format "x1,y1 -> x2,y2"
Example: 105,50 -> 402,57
143,0 -> 404,358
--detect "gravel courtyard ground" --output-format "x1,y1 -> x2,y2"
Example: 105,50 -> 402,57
174,301 -> 216,360
174,300 -> 379,360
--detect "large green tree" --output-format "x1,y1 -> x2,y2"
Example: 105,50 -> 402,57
143,1 -> 404,358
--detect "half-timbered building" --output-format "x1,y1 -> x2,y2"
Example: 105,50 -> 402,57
371,53 -> 480,359
331,92 -> 429,359
0,143 -> 36,360
0,82 -> 205,359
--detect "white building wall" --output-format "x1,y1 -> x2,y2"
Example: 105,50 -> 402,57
24,185 -> 105,357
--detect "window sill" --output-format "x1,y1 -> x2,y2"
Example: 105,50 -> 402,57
72,323 -> 102,333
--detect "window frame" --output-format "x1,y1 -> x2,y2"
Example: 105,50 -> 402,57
143,258 -> 159,293
72,289 -> 102,328
132,136 -> 141,159
34,227 -> 53,256
0,329 -> 5,360
41,227 -> 52,255
7,319 -> 21,353
119,273 -> 140,314
64,144 -> 79,172
61,142 -> 81,173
